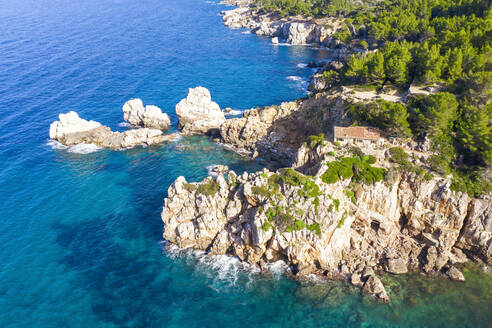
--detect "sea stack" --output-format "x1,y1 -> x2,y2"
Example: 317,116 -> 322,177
175,87 -> 225,136
122,98 -> 171,130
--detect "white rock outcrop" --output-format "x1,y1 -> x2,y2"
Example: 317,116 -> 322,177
123,98 -> 171,130
50,111 -> 176,149
175,87 -> 225,135
49,111 -> 102,140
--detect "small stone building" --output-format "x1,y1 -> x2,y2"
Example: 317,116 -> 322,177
333,126 -> 383,147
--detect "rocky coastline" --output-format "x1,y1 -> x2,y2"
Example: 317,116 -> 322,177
161,90 -> 490,302
50,2 -> 492,303
220,0 -> 362,60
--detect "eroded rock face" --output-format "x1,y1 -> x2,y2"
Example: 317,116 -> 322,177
221,7 -> 341,46
219,92 -> 348,165
123,99 -> 171,130
283,22 -> 318,44
457,198 -> 492,264
175,87 -> 225,136
50,111 -> 176,149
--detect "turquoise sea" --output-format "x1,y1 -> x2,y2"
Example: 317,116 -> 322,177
0,0 -> 490,327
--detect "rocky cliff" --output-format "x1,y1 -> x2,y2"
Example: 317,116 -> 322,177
162,143 -> 490,301
219,90 -> 353,165
222,7 -> 339,47
162,85 -> 491,301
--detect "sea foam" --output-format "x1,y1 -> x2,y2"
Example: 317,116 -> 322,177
67,143 -> 102,154
47,139 -> 101,154
224,109 -> 243,116
164,243 -> 288,290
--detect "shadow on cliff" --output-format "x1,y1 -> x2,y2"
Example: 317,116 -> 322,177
243,93 -> 347,167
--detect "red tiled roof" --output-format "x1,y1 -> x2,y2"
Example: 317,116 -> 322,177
334,126 -> 382,140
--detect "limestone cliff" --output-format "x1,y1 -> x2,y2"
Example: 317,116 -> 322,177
219,90 -> 352,165
162,146 -> 490,301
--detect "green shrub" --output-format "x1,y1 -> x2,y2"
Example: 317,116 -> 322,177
450,170 -> 492,197
280,168 -> 321,199
334,141 -> 341,147
327,151 -> 335,156
333,198 -> 340,211
337,211 -> 348,228
307,222 -> 322,237
285,220 -> 306,233
183,183 -> 197,192
345,190 -> 356,203
197,179 -> 220,197
321,169 -> 339,183
252,186 -> 271,198
305,134 -> 325,149
424,172 -> 434,181
321,156 -> 385,185
350,146 -> 365,158
363,155 -> 377,164
389,147 -> 409,165
261,221 -> 273,232
428,155 -> 451,175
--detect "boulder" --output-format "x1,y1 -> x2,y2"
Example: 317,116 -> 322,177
445,266 -> 466,282
350,273 -> 363,287
271,37 -> 279,44
49,111 -> 102,142
122,98 -> 171,130
363,275 -> 390,302
175,87 -> 225,136
385,258 -> 408,274
211,165 -> 229,174
308,74 -> 327,92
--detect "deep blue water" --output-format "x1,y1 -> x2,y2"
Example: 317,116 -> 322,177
0,0 -> 490,327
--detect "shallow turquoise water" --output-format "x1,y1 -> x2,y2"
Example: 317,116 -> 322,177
0,0 -> 490,327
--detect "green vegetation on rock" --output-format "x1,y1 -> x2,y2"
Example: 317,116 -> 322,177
305,133 -> 326,149
321,156 -> 385,185
197,179 -> 220,197
183,183 -> 197,192
307,222 -> 322,237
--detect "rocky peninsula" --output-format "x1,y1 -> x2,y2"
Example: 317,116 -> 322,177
161,87 -> 491,301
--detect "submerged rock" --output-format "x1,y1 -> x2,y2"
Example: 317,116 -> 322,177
445,266 -> 466,282
175,87 -> 225,136
50,111 -> 176,149
363,275 -> 389,302
123,98 -> 171,130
